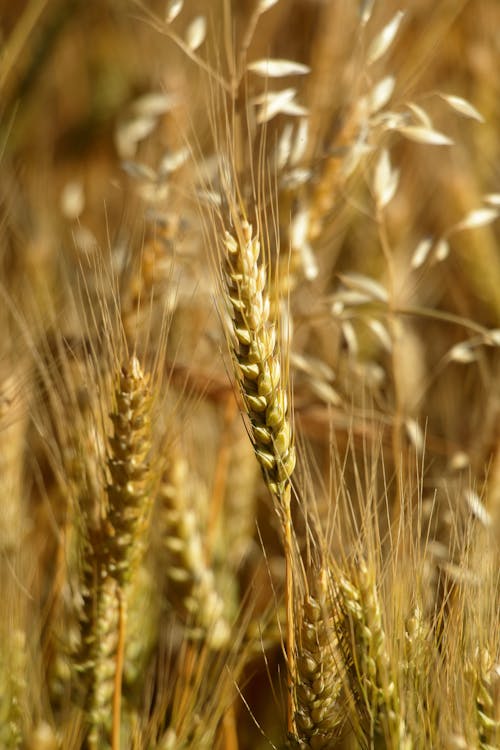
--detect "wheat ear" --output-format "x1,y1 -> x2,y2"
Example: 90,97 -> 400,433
293,569 -> 345,749
76,357 -> 152,749
472,649 -> 500,749
158,450 -> 230,650
339,562 -> 411,748
224,219 -> 297,733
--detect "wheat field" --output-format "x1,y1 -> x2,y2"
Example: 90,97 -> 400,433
0,1 -> 499,748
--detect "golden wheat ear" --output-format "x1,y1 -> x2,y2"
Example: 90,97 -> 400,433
292,568 -> 345,750
222,217 -> 298,733
224,220 -> 296,499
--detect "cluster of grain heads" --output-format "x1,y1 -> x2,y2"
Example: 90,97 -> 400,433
158,450 -> 230,649
223,217 -> 298,732
74,356 -> 152,749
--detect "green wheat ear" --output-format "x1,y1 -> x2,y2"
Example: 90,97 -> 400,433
75,356 -> 154,748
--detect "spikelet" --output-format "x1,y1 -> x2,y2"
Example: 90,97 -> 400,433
158,452 -> 230,649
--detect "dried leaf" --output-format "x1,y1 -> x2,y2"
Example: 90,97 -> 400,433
374,148 -> 399,208
411,237 -> 433,269
367,10 -> 404,65
165,0 -> 183,23
247,58 -> 310,77
452,208 -> 499,233
185,15 -> 206,51
439,93 -> 484,123
397,125 -> 453,146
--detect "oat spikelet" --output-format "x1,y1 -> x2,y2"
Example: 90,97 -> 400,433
293,571 -> 345,749
159,452 -> 230,649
